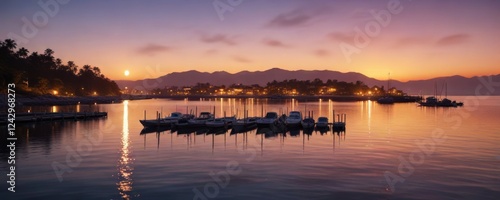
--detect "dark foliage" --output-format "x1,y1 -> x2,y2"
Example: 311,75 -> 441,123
0,39 -> 120,96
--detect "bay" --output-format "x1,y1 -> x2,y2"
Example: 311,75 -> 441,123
1,96 -> 499,199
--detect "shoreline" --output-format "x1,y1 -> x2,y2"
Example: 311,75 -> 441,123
0,94 -> 123,107
158,94 -> 423,102
0,94 -> 422,107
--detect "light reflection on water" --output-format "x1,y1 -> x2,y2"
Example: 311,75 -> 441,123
118,100 -> 134,199
1,97 -> 500,200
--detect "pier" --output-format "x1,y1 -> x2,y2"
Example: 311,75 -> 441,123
332,112 -> 346,131
0,112 -> 108,125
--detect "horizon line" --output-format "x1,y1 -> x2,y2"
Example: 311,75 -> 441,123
114,68 -> 500,82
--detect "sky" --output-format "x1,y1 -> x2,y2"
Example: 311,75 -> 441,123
1,0 -> 499,81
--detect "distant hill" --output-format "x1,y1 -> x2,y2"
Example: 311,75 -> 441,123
389,75 -> 500,96
115,68 -> 500,96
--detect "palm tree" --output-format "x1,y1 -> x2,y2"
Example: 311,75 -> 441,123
44,48 -> 54,57
92,66 -> 101,76
16,47 -> 29,58
67,61 -> 78,74
2,39 -> 17,52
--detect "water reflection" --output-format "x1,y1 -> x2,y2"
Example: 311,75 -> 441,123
140,126 -> 177,151
139,124 -> 347,155
332,130 -> 346,151
51,105 -> 58,112
117,100 -> 134,199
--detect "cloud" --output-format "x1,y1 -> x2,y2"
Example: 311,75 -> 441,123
391,34 -> 470,48
232,55 -> 252,63
267,6 -> 332,28
436,34 -> 470,46
327,32 -> 353,42
268,11 -> 311,27
313,49 -> 330,57
137,44 -> 171,56
201,34 -> 237,45
263,38 -> 290,48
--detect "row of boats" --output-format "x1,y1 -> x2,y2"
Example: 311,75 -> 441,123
377,96 -> 464,107
418,96 -> 464,107
139,111 -> 346,131
377,82 -> 464,107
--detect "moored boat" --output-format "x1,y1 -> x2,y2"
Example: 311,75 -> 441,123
419,96 -> 439,107
285,111 -> 302,127
233,117 -> 259,127
139,112 -> 183,128
419,83 -> 464,107
333,121 -> 346,129
206,116 -> 236,128
188,112 -> 214,127
256,112 -> 278,127
231,118 -> 258,134
377,96 -> 394,104
175,112 -> 213,128
419,96 -> 463,107
301,117 -> 315,129
316,117 -> 329,128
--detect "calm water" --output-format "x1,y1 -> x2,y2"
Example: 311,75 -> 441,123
1,97 -> 500,200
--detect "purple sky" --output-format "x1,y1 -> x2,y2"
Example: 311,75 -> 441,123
1,0 -> 499,81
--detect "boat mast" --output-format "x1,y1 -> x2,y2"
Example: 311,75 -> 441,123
434,82 -> 437,98
387,73 -> 390,94
445,82 -> 448,98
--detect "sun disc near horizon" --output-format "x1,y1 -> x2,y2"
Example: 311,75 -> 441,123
124,70 -> 130,76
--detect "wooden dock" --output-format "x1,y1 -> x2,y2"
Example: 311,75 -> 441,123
0,112 -> 107,124
332,111 -> 346,131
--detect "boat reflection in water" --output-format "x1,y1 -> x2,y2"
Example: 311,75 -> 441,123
118,100 -> 135,199
140,126 -> 171,135
332,129 -> 346,150
140,120 -> 347,154
288,127 -> 301,137
315,126 -> 330,135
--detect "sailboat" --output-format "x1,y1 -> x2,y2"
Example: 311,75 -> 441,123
377,96 -> 394,104
377,73 -> 394,104
419,82 -> 463,107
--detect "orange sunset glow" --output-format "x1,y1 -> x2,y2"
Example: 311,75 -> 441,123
1,0 -> 499,81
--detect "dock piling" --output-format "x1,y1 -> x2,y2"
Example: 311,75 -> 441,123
333,110 -> 335,123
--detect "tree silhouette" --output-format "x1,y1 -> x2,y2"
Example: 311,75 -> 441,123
0,39 -> 120,95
